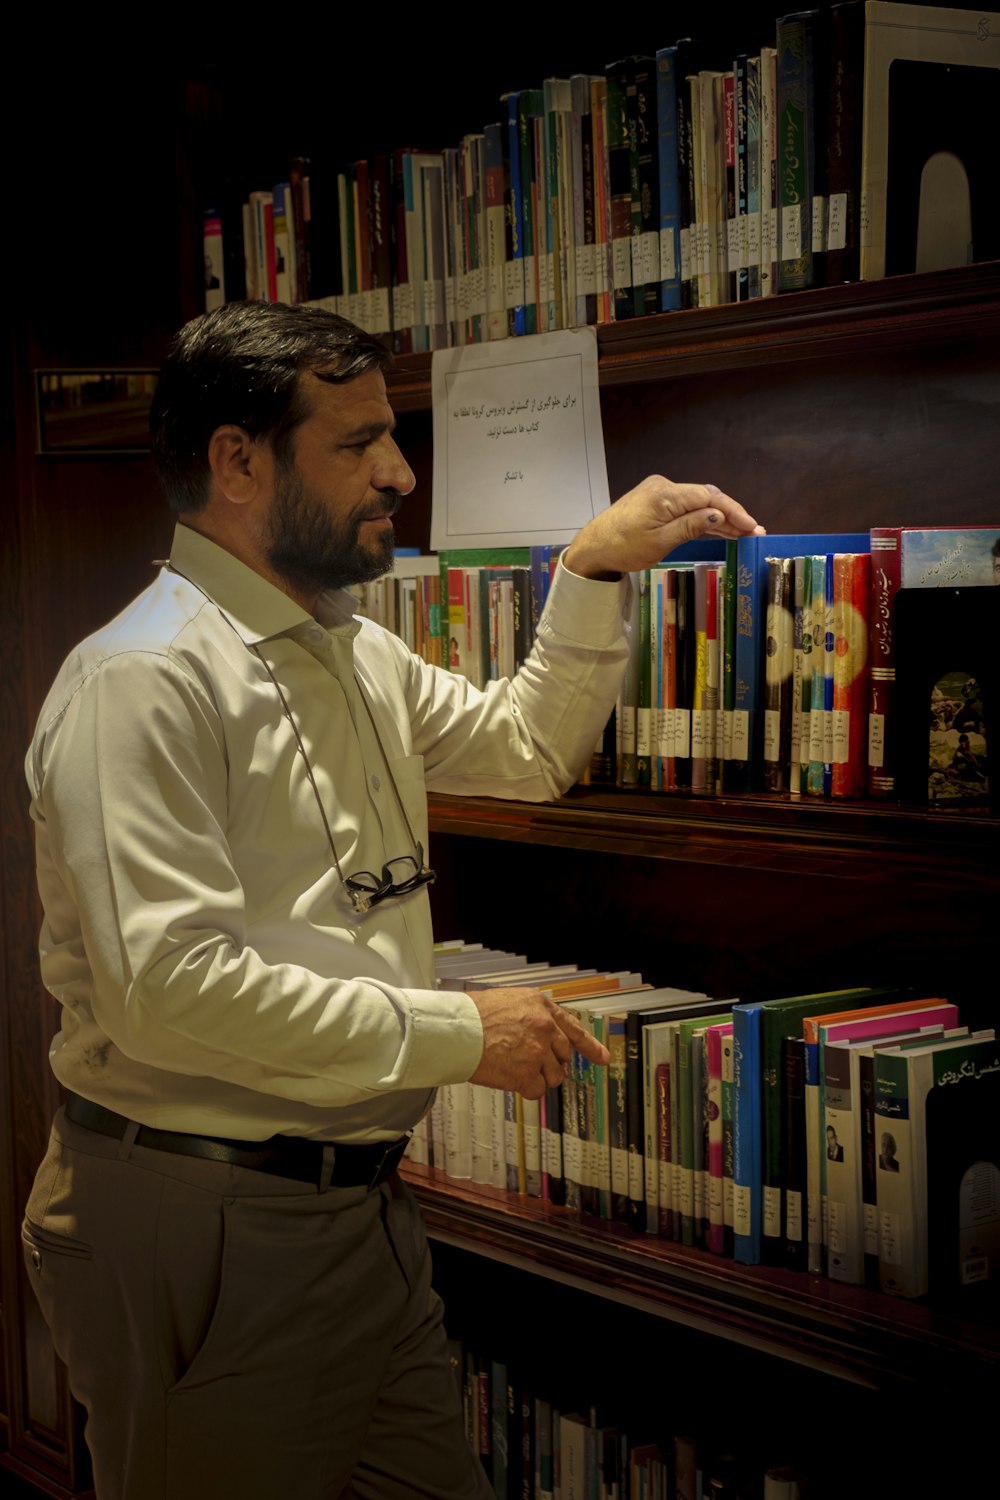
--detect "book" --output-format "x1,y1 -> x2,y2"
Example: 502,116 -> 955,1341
655,45 -> 683,311
859,2 -> 1000,282
805,552 -> 832,795
732,533 -> 868,792
825,0 -> 866,286
706,1020 -> 734,1254
734,986 -> 901,1267
630,55 -> 660,318
875,1030 -> 997,1297
762,555 -> 794,792
867,524 -> 1000,797
606,58 -> 635,320
776,9 -> 827,292
801,995 -> 949,1273
759,43 -> 779,297
830,551 -> 870,798
622,991 -> 717,1232
779,1034 -> 808,1269
483,121 -> 508,343
745,54 -> 762,301
824,1023 -> 951,1283
925,1036 -> 1000,1306
893,584 -> 999,809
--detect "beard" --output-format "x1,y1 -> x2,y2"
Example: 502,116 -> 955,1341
265,467 -> 401,596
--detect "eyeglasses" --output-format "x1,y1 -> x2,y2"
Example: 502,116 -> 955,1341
344,848 -> 436,914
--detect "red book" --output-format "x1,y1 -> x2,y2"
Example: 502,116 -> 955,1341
832,551 -> 871,798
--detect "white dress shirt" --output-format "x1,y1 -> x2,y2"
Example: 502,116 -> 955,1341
26,523 -> 628,1142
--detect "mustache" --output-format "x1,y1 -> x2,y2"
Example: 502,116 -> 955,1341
360,490 -> 402,520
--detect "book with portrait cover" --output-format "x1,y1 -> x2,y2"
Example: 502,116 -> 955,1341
875,1030 -> 997,1298
823,1015 -> 956,1284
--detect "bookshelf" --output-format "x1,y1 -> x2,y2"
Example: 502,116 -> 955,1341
394,264 -> 1000,1490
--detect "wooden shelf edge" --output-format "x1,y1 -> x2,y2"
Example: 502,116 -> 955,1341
427,788 -> 999,889
387,262 -> 1000,409
405,1165 -> 1000,1390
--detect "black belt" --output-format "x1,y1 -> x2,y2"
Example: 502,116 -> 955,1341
63,1092 -> 408,1191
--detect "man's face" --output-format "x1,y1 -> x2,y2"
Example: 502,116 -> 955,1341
265,369 -> 415,597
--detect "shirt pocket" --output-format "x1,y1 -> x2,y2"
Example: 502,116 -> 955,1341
386,753 -> 428,855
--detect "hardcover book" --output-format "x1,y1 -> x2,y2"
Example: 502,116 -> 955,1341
893,584 -> 998,809
875,1030 -> 998,1297
868,525 -> 1000,797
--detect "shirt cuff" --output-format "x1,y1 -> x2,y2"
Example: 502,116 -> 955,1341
539,553 -> 628,648
404,987 -> 485,1086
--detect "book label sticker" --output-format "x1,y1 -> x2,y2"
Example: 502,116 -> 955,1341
781,202 -> 802,262
612,236 -> 633,289
731,710 -> 749,760
869,712 -> 885,767
659,228 -> 678,283
828,192 -> 847,251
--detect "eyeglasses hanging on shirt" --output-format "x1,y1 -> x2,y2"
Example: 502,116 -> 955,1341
249,643 -> 436,916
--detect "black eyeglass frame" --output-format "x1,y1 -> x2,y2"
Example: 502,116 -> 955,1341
343,848 -> 437,914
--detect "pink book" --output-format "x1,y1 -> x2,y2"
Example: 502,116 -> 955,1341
706,1021 -> 734,1255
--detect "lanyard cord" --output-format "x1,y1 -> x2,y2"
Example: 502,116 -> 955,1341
165,560 -> 429,909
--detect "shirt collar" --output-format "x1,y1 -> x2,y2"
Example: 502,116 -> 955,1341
168,523 -> 360,644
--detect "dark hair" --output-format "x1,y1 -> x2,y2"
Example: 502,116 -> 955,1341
992,536 -> 1000,560
149,300 -> 393,514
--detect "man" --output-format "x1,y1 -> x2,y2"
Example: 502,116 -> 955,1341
22,300 -> 763,1500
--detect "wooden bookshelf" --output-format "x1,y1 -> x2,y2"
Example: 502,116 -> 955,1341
403,1163 -> 1000,1392
386,261 -> 1000,411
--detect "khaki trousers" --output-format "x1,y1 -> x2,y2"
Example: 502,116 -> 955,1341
22,1108 -> 492,1500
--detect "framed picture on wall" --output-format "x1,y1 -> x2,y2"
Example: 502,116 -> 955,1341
35,369 -> 160,455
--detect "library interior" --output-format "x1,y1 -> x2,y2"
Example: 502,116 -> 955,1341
2,6 -> 998,1496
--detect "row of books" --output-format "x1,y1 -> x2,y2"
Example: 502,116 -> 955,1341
414,941 -> 1000,1302
204,5 -> 1000,336
446,1336 -> 807,1498
354,525 -> 999,805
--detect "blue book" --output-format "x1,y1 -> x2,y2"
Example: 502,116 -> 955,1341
655,45 -> 682,311
505,91 -> 526,336
529,544 -> 554,629
732,533 -> 868,793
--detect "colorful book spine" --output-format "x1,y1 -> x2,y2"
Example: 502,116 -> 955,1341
831,551 -> 871,798
733,533 -> 867,793
776,9 -> 820,291
655,45 -> 683,311
762,555 -> 794,792
706,1020 -> 733,1254
606,58 -> 635,320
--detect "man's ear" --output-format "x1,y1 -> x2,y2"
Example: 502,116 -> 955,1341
207,425 -> 261,506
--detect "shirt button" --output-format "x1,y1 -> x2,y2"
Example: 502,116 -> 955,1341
309,626 -> 324,643
371,774 -> 381,791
